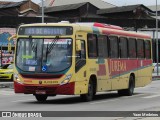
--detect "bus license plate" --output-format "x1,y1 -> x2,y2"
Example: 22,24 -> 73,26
35,90 -> 46,94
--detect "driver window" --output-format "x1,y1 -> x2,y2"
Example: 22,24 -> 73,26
76,40 -> 86,72
76,40 -> 86,61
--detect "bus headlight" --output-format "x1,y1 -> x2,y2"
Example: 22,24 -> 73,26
14,73 -> 21,83
60,74 -> 72,85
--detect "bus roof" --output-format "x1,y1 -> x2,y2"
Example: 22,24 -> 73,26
19,22 -> 151,39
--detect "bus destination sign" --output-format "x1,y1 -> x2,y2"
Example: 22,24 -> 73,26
18,26 -> 73,36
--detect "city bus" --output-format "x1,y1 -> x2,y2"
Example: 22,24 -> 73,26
13,22 -> 152,102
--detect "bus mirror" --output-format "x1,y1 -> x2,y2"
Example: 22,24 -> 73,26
8,43 -> 12,52
76,40 -> 81,51
8,34 -> 17,41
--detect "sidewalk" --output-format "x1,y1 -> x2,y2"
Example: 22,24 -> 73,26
152,73 -> 160,80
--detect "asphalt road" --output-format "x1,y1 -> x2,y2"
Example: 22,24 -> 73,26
0,80 -> 160,119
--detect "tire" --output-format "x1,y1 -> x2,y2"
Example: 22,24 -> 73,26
35,94 -> 48,102
118,75 -> 135,96
118,89 -> 125,96
93,81 -> 97,96
80,80 -> 94,102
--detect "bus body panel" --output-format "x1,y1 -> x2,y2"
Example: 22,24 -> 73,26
136,59 -> 152,87
13,22 -> 152,97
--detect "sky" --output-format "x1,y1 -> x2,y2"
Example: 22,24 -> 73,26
1,0 -> 160,6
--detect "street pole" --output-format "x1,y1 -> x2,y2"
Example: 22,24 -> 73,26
42,0 -> 44,23
156,0 -> 159,75
0,45 -> 2,67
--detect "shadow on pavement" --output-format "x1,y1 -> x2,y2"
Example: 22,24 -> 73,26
25,92 -> 142,105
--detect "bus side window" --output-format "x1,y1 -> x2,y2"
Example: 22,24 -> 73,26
119,37 -> 128,58
87,34 -> 98,58
98,35 -> 108,58
109,36 -> 119,58
128,38 -> 137,58
137,39 -> 145,59
145,40 -> 151,59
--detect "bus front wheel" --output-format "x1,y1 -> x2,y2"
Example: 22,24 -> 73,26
35,94 -> 48,102
80,80 -> 94,102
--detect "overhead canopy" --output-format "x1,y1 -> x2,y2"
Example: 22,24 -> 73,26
97,4 -> 153,15
45,2 -> 87,13
0,1 -> 26,9
41,0 -> 116,9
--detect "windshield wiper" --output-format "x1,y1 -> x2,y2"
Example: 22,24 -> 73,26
31,42 -> 37,52
45,36 -> 59,62
29,35 -> 38,59
47,36 -> 59,54
29,36 -> 37,53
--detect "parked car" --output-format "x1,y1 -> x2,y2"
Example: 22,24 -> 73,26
0,63 -> 13,81
153,63 -> 160,73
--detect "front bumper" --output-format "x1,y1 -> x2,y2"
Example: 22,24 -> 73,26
14,81 -> 75,95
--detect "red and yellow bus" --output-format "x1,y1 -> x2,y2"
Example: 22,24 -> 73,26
13,22 -> 152,102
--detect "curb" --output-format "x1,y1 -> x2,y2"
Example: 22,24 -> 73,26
0,82 -> 13,88
152,77 -> 160,81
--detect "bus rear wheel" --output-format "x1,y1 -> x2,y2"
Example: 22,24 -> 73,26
118,75 -> 135,96
35,94 -> 48,102
80,80 -> 94,102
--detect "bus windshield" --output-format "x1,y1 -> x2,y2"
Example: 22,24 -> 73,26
16,38 -> 72,73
